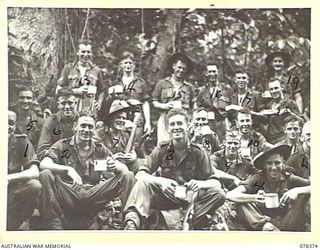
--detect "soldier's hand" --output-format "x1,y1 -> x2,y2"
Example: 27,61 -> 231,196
122,150 -> 137,163
159,177 -> 178,196
185,179 -> 200,192
113,160 -> 129,174
144,122 -> 151,134
74,85 -> 88,95
254,190 -> 265,204
280,188 -> 299,206
67,168 -> 83,189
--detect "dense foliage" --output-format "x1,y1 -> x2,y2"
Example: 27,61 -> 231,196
8,8 -> 311,110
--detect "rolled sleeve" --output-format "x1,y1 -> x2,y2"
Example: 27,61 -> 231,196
137,146 -> 161,174
199,150 -> 216,180
152,80 -> 163,102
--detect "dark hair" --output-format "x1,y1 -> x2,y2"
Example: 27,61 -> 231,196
172,55 -> 189,66
237,108 -> 252,117
120,51 -> 135,61
166,108 -> 190,124
235,69 -> 249,77
57,87 -> 74,98
284,115 -> 304,127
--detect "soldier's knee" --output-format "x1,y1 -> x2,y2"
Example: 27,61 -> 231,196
26,179 -> 42,194
207,187 -> 227,203
39,169 -> 55,182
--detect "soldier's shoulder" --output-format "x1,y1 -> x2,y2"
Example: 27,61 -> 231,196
159,140 -> 170,148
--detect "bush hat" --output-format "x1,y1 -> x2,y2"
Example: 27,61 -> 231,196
104,100 -> 131,122
265,51 -> 291,68
253,144 -> 291,170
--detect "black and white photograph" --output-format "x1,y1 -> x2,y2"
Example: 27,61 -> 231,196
7,7 -> 311,232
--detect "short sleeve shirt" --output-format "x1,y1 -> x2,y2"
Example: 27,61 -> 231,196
44,136 -> 112,185
230,88 -> 263,112
196,82 -> 233,120
138,140 -> 216,184
152,77 -> 196,111
16,111 -> 43,150
8,134 -> 39,174
102,129 -> 130,154
210,149 -> 255,190
265,98 -> 302,142
58,61 -> 105,96
242,172 -> 310,197
286,150 -> 310,179
37,112 -> 75,160
109,75 -> 150,103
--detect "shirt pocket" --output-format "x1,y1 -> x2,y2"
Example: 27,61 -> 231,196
161,88 -> 174,102
68,74 -> 80,88
87,73 -> 98,86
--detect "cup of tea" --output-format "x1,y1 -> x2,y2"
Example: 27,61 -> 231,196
94,159 -> 107,171
264,193 -> 279,208
174,185 -> 187,199
171,100 -> 182,109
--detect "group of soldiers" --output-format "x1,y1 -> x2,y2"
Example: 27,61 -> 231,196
7,38 -> 311,231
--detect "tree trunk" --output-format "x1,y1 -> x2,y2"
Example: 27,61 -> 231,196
149,9 -> 183,86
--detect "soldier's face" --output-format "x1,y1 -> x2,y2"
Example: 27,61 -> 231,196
193,110 -> 208,128
18,91 -> 33,111
235,73 -> 249,90
78,44 -> 92,64
111,112 -> 127,131
237,113 -> 253,134
285,121 -> 301,140
121,58 -> 135,73
268,80 -> 282,99
264,153 -> 284,181
206,65 -> 218,83
168,114 -> 188,141
57,96 -> 76,118
8,111 -> 16,137
225,137 -> 240,156
172,61 -> 187,79
75,116 -> 95,142
271,56 -> 284,72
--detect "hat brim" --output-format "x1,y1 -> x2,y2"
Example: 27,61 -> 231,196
104,106 -> 131,123
167,53 -> 193,74
253,145 -> 291,170
265,51 -> 291,68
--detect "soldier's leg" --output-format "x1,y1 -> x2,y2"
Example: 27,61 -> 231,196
7,179 -> 42,230
191,187 -> 226,229
280,194 -> 310,231
85,169 -> 136,208
236,202 -> 271,230
39,169 -> 82,229
124,179 -> 183,229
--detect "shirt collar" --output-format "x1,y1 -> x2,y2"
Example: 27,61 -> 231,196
74,60 -> 94,70
69,135 -> 96,155
165,76 -> 189,87
223,149 -> 243,164
167,138 -> 192,152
